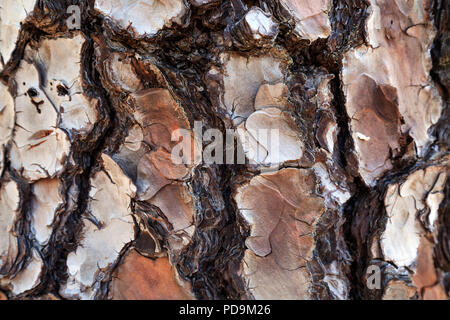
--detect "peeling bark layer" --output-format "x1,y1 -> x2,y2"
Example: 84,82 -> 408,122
0,0 -> 448,300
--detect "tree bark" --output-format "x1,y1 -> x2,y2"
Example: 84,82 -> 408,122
0,0 -> 448,300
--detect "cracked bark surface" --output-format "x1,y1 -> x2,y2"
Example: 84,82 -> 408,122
0,0 -> 448,300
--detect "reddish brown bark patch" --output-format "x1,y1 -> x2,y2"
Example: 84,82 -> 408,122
111,250 -> 193,300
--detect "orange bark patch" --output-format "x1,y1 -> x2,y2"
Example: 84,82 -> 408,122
111,250 -> 193,300
412,236 -> 438,295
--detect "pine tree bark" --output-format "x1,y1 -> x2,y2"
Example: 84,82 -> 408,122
0,0 -> 448,300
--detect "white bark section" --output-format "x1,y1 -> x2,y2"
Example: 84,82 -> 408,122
218,53 -> 283,125
10,58 -> 70,181
31,179 -> 63,245
95,0 -> 187,37
382,165 -> 447,267
0,180 -> 20,269
9,249 -> 43,295
237,107 -> 303,166
61,154 -> 136,299
10,34 -> 99,181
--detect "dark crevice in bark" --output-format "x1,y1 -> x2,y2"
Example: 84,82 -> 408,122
430,0 -> 449,151
322,0 -> 370,300
430,0 -> 450,296
179,165 -> 248,299
343,182 -> 384,300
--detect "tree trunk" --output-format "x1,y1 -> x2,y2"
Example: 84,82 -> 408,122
0,0 -> 448,300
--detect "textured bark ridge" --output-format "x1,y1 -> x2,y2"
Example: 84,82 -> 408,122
0,0 -> 448,300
